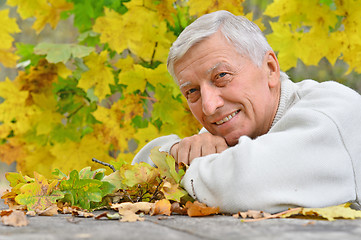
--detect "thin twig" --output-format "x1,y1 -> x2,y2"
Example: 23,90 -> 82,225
149,177 -> 165,202
92,158 -> 116,172
242,208 -> 302,222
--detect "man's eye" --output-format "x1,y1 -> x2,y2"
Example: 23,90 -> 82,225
185,88 -> 200,102
187,88 -> 197,95
218,72 -> 227,78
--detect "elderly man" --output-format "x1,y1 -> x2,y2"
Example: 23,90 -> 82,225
132,10 -> 361,213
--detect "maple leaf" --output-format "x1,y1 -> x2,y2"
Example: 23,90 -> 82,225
0,139 -> 26,165
14,172 -> 63,214
0,9 -> 20,67
78,51 -> 114,100
185,201 -> 220,217
34,43 -> 94,63
14,0 -> 73,34
188,0 -> 244,16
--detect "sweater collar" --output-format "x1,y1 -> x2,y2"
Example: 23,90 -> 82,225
270,77 -> 296,128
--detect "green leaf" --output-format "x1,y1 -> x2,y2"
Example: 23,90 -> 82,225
52,169 -> 68,180
59,169 -> 110,210
34,43 -> 94,63
150,147 -> 185,183
79,166 -> 106,180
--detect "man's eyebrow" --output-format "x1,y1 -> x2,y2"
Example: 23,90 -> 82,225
206,62 -> 231,74
207,62 -> 222,74
180,81 -> 191,89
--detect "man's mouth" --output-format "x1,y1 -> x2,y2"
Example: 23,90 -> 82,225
215,110 -> 240,125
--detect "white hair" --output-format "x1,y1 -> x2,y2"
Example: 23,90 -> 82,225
167,10 -> 288,82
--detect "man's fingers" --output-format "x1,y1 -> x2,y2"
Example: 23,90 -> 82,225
177,139 -> 191,165
170,143 -> 179,162
216,141 -> 228,153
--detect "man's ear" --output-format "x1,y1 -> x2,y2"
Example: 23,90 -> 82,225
264,51 -> 280,88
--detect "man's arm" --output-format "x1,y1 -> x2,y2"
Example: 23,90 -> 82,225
170,132 -> 228,165
181,108 -> 357,214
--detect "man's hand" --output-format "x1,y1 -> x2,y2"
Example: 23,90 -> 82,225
170,132 -> 228,165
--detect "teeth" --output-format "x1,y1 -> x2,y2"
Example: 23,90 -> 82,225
216,110 -> 239,125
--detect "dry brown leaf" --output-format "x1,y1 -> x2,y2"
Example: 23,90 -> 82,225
26,211 -> 36,217
171,202 -> 187,215
120,210 -> 144,222
1,210 -> 28,227
72,209 -> 94,218
34,204 -> 58,216
236,210 -> 270,219
185,201 -> 219,217
0,209 -> 13,217
151,199 -> 171,216
112,202 -> 154,215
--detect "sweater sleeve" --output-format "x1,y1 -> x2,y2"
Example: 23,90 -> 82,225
181,106 -> 357,213
132,134 -> 181,166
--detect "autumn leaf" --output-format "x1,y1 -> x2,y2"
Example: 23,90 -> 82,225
150,147 -> 185,184
119,162 -> 160,188
150,199 -> 172,216
78,51 -> 114,100
34,43 -> 94,63
0,9 -> 20,67
281,203 -> 361,221
1,210 -> 29,227
14,172 -> 63,214
185,201 -> 219,217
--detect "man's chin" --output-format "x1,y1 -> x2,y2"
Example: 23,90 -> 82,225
224,136 -> 239,147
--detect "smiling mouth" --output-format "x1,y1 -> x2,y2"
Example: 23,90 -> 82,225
215,110 -> 240,125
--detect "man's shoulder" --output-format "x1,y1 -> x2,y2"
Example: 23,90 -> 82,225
295,79 -> 360,101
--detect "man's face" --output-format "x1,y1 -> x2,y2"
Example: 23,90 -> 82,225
174,31 -> 280,146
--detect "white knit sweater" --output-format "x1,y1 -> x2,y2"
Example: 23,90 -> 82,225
132,78 -> 361,213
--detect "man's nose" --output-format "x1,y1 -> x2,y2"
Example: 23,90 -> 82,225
201,85 -> 224,116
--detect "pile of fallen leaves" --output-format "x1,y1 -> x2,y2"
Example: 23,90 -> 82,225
2,147 -> 361,227
0,147 -> 221,226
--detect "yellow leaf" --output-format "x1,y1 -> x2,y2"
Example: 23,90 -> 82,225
114,55 -> 134,70
134,124 -> 161,151
0,138 -> 26,165
49,134 -> 114,176
0,78 -> 36,136
118,64 -> 148,94
56,62 -> 72,79
266,21 -> 302,71
33,0 -> 73,33
79,51 -> 113,100
93,6 -> 174,62
281,204 -> 361,221
8,0 -> 73,34
0,49 -> 19,68
188,0 -> 244,16
0,9 -> 21,49
7,0 -> 45,19
93,8 -> 127,54
93,102 -> 136,152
